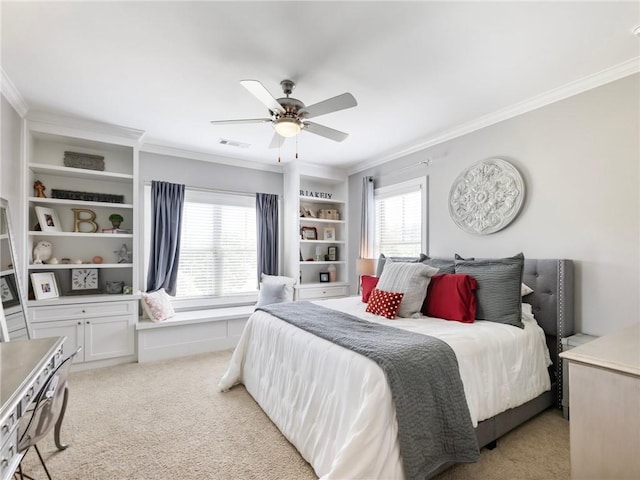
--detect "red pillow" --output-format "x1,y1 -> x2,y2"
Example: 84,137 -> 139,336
421,274 -> 478,323
361,275 -> 379,303
366,289 -> 404,319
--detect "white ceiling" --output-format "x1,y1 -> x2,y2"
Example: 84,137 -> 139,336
1,1 -> 639,171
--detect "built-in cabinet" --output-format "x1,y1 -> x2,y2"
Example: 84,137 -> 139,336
283,164 -> 349,300
23,119 -> 142,368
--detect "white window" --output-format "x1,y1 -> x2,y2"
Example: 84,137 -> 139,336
374,177 -> 427,257
176,190 -> 257,299
144,186 -> 258,307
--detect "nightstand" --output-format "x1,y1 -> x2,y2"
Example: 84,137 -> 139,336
561,333 -> 598,419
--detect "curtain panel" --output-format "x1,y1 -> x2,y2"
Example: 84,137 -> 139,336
146,181 -> 185,295
256,193 -> 279,281
359,176 -> 375,259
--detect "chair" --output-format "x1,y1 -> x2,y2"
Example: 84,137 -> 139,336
15,348 -> 80,480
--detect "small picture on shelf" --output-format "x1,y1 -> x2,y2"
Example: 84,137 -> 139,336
1,275 -> 19,308
324,227 -> 336,241
35,206 -> 62,232
328,246 -> 338,261
319,272 -> 330,283
30,272 -> 59,300
301,226 -> 318,240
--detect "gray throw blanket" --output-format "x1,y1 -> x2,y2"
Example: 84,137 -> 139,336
257,301 -> 479,480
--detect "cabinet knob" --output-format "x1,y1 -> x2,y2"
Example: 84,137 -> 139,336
86,321 -> 90,324
77,322 -> 82,325
82,309 -> 86,313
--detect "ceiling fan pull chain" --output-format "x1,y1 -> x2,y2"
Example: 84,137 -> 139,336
296,136 -> 299,160
277,136 -> 282,163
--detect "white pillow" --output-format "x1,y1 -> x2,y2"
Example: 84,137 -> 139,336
260,274 -> 295,302
141,288 -> 175,322
521,282 -> 534,296
376,262 -> 439,318
256,281 -> 290,306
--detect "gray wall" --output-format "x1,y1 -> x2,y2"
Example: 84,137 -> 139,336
349,74 -> 640,337
1,94 -> 25,262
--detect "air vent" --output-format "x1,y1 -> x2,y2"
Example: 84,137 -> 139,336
218,138 -> 250,149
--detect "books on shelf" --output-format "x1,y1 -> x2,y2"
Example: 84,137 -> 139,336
101,228 -> 130,234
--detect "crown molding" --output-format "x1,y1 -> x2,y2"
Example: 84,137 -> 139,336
350,57 -> 640,175
0,68 -> 28,117
140,142 -> 284,173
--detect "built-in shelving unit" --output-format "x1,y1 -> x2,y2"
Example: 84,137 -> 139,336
283,163 -> 349,300
23,119 -> 143,368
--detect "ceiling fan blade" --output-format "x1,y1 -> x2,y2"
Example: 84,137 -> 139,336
303,122 -> 349,142
240,80 -> 285,114
301,93 -> 357,119
210,118 -> 271,125
268,132 -> 287,149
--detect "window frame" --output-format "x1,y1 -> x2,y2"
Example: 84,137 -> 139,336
143,185 -> 261,309
373,176 -> 428,258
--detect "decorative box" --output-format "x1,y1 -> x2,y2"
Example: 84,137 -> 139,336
318,209 -> 339,220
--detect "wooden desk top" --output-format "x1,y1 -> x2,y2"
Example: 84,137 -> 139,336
560,323 -> 640,377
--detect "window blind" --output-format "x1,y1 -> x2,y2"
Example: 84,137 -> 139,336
176,190 -> 257,298
374,181 -> 423,257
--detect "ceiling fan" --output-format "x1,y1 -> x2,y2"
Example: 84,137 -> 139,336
210,79 -> 357,148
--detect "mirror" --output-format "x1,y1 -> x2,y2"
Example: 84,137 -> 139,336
0,197 -> 30,341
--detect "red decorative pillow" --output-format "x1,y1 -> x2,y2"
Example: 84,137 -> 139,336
421,274 -> 478,323
366,289 -> 404,319
361,275 -> 379,303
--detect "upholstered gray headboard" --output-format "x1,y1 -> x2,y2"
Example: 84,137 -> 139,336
523,259 -> 574,407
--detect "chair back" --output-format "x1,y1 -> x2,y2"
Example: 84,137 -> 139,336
18,351 -> 75,452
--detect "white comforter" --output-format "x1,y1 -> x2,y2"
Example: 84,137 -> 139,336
219,297 -> 551,479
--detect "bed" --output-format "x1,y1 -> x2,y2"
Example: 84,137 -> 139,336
219,258 -> 574,479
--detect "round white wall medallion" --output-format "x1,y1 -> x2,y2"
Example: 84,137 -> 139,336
449,158 -> 525,235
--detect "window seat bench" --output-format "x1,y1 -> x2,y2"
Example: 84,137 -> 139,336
136,305 -> 255,363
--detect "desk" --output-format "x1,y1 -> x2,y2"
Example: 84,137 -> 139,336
560,324 -> 640,480
0,337 -> 65,480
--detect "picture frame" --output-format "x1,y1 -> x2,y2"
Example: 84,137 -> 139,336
301,226 -> 318,240
35,206 -> 62,232
324,227 -> 336,241
319,272 -> 330,283
327,246 -> 338,261
1,275 -> 20,308
30,272 -> 60,300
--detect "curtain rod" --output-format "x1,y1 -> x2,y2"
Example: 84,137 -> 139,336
367,158 -> 432,180
143,181 -> 281,199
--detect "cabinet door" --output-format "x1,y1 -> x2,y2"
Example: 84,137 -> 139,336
31,319 -> 84,363
83,315 -> 134,362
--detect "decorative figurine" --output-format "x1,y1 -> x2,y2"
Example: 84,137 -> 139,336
115,244 -> 132,263
33,180 -> 47,198
32,240 -> 53,264
108,213 -> 124,228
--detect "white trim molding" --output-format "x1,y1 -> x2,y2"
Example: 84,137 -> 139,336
351,57 -> 640,174
0,68 -> 28,117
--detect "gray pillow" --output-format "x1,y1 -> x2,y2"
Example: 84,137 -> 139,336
256,282 -> 290,306
421,257 -> 455,274
376,253 -> 427,277
454,253 -> 525,328
376,261 -> 439,318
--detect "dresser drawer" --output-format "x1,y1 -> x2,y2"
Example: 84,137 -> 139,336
30,300 -> 135,322
297,285 -> 348,300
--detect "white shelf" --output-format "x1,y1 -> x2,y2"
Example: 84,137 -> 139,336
29,196 -> 134,209
1,269 -> 15,276
300,239 -> 345,244
28,263 -> 133,270
299,195 -> 344,205
28,231 -> 133,238
29,162 -> 133,182
27,293 -> 141,307
300,261 -> 346,266
296,281 -> 349,289
299,217 -> 345,224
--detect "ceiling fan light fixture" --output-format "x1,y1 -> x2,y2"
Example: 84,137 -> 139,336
274,118 -> 302,137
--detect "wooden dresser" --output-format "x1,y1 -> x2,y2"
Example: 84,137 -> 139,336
560,323 -> 640,480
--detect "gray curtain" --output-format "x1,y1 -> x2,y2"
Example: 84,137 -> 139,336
256,193 -> 279,281
146,181 -> 185,295
359,176 -> 375,258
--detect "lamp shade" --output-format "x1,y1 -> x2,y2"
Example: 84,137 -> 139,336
356,258 -> 376,276
274,118 -> 302,137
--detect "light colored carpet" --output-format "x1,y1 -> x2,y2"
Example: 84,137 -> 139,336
21,350 -> 570,479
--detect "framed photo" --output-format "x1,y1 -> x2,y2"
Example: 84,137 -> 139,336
319,272 -> 330,283
327,246 -> 338,261
1,275 -> 19,308
30,272 -> 60,300
35,206 -> 62,232
324,227 -> 336,241
301,226 -> 318,240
